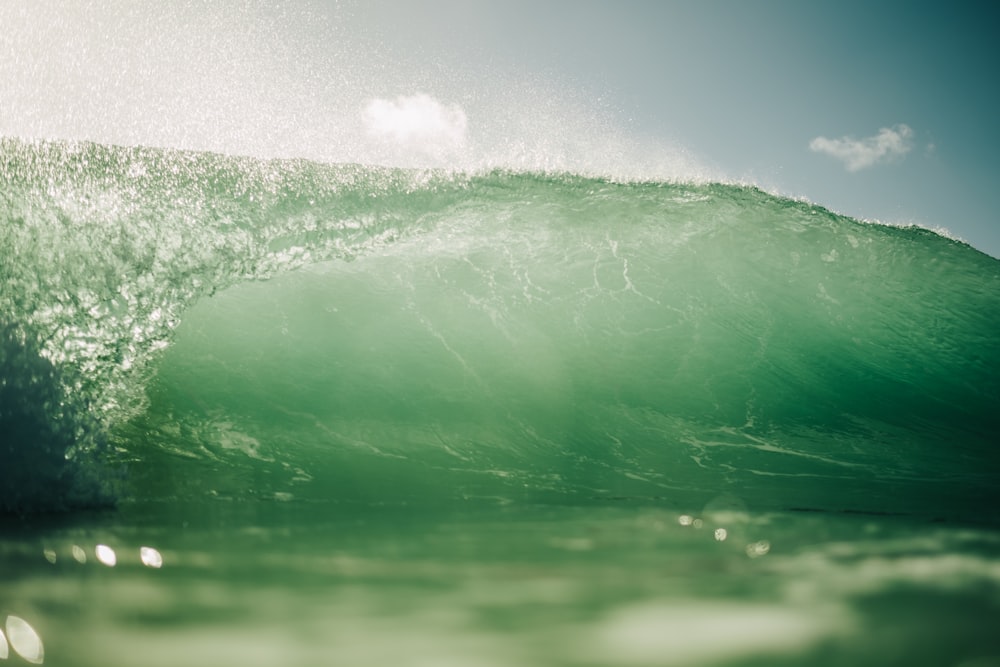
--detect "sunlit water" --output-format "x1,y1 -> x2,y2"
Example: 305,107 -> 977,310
4,2 -> 1000,663
3,501 -> 1000,667
2,139 -> 999,666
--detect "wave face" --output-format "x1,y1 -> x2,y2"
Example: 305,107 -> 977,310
3,138 -> 999,515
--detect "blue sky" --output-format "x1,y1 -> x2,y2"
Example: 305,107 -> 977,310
338,0 -> 999,257
2,1 -> 997,256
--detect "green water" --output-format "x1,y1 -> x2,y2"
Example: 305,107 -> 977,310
4,502 -> 1000,666
2,139 -> 1000,664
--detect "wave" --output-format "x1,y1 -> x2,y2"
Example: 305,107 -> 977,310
2,138 -> 999,516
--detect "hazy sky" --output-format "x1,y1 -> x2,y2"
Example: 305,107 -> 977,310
338,0 -> 999,257
2,1 -> 997,256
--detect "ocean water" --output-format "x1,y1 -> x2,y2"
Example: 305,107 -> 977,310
2,137 -> 1000,665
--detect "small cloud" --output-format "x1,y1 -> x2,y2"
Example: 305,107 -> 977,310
362,93 -> 467,161
809,124 -> 914,171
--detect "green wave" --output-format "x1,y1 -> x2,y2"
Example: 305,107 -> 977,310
3,138 -> 999,515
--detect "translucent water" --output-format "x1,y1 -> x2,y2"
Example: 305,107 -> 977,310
2,139 -> 999,664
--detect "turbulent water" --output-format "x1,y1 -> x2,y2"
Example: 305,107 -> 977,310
3,137 -> 998,517
4,137 -> 1000,667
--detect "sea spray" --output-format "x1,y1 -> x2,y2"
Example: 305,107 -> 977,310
2,138 -> 999,515
0,138 -> 461,510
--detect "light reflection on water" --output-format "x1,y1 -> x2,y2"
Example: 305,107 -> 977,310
40,544 -> 164,570
4,504 -> 784,666
140,546 -> 164,569
0,541 -> 171,665
95,544 -> 116,567
2,615 -> 43,664
3,505 -> 1000,666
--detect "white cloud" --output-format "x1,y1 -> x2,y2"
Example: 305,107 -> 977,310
809,124 -> 914,171
362,93 -> 468,161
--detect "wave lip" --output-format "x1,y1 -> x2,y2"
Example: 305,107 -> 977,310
3,138 -> 1000,515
